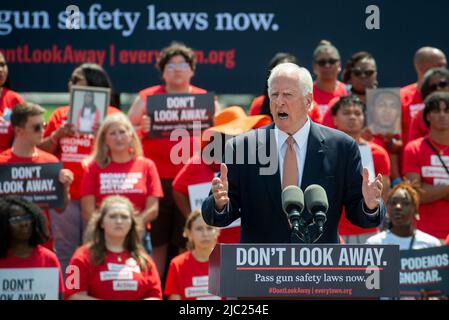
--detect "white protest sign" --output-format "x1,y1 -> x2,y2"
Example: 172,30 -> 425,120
0,268 -> 59,300
359,144 -> 376,181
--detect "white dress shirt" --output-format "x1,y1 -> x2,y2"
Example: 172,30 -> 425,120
274,118 -> 311,187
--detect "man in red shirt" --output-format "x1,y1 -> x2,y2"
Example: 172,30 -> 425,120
0,103 -> 74,250
401,47 -> 447,147
331,96 -> 391,243
403,91 -> 449,240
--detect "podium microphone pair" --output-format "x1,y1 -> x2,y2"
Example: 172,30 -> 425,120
281,184 -> 328,243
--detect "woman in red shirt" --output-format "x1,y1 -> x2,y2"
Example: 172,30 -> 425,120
66,196 -> 162,300
312,40 -> 347,117
39,63 -> 122,273
164,210 -> 221,300
127,42 -> 208,278
0,52 -> 25,152
81,113 -> 163,251
0,195 -> 65,300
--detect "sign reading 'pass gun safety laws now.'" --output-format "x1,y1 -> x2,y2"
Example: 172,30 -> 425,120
0,163 -> 64,208
147,93 -> 215,138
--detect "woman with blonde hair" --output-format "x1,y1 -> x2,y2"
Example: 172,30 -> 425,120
66,196 -> 162,300
80,113 -> 163,252
164,210 -> 222,300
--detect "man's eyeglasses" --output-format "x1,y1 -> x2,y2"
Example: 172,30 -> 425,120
351,68 -> 376,77
32,122 -> 46,133
315,58 -> 339,67
9,214 -> 33,225
428,80 -> 449,92
165,62 -> 190,71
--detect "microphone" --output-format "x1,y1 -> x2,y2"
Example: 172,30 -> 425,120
281,186 -> 305,231
304,184 -> 328,234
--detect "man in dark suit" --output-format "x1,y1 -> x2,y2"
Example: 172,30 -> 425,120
202,63 -> 385,243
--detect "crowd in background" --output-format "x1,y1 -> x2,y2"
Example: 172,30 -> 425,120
1,40 -> 449,300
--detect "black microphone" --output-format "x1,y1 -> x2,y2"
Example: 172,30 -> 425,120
281,186 -> 305,231
304,184 -> 328,234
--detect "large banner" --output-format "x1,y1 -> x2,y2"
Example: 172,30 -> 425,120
1,1 -> 449,94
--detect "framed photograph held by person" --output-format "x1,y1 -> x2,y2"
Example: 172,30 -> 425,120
69,86 -> 110,134
366,88 -> 402,136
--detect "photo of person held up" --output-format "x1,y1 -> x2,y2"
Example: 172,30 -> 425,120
366,88 -> 402,136
69,86 -> 110,134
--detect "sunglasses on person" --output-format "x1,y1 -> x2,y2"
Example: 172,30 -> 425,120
31,122 -> 46,133
315,58 -> 339,67
9,214 -> 33,225
428,80 -> 449,92
165,62 -> 190,71
351,68 -> 376,77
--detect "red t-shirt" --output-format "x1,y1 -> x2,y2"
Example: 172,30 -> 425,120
65,245 -> 162,300
0,148 -> 61,251
172,155 -> 240,244
139,85 -> 207,179
248,95 -> 322,123
401,83 -> 424,147
44,105 -> 121,200
0,245 -> 65,298
403,137 -> 449,238
164,251 -> 223,300
408,109 -> 429,142
80,157 -> 164,212
313,81 -> 348,116
321,96 -> 341,129
338,142 -> 391,235
0,88 -> 25,152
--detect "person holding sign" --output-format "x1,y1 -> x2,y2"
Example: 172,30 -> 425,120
128,42 -> 209,278
164,210 -> 222,300
0,195 -> 65,300
366,181 -> 441,249
66,196 -> 162,300
0,51 -> 25,153
172,106 -> 271,243
330,95 -> 391,244
0,103 -> 74,251
80,113 -> 163,253
403,92 -> 449,240
39,63 -> 121,273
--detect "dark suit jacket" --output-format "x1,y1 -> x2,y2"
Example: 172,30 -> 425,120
202,122 -> 386,243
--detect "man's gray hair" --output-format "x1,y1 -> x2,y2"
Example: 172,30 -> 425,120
267,63 -> 313,97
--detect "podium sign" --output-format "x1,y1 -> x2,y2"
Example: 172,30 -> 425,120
209,244 -> 400,298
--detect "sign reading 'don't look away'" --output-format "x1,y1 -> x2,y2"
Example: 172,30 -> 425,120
147,93 -> 215,138
209,244 -> 400,298
0,163 -> 64,208
0,268 -> 59,300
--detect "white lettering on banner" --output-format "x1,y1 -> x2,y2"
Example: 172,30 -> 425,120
338,248 -> 384,266
422,166 -> 449,179
409,103 -> 425,118
25,179 -> 55,192
113,280 -> 138,291
0,181 -> 25,193
166,96 -> 196,109
0,5 -> 279,37
11,166 -> 42,179
60,136 -> 93,147
185,286 -> 210,298
430,155 -> 449,167
100,172 -> 143,194
192,276 -> 208,287
99,271 -> 133,281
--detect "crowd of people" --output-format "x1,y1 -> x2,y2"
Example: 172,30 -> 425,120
1,40 -> 449,300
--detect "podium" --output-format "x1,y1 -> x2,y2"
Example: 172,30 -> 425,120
209,244 -> 400,299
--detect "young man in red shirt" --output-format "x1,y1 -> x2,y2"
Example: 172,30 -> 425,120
404,91 -> 449,240
401,47 -> 447,147
0,103 -> 74,251
331,96 -> 391,243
